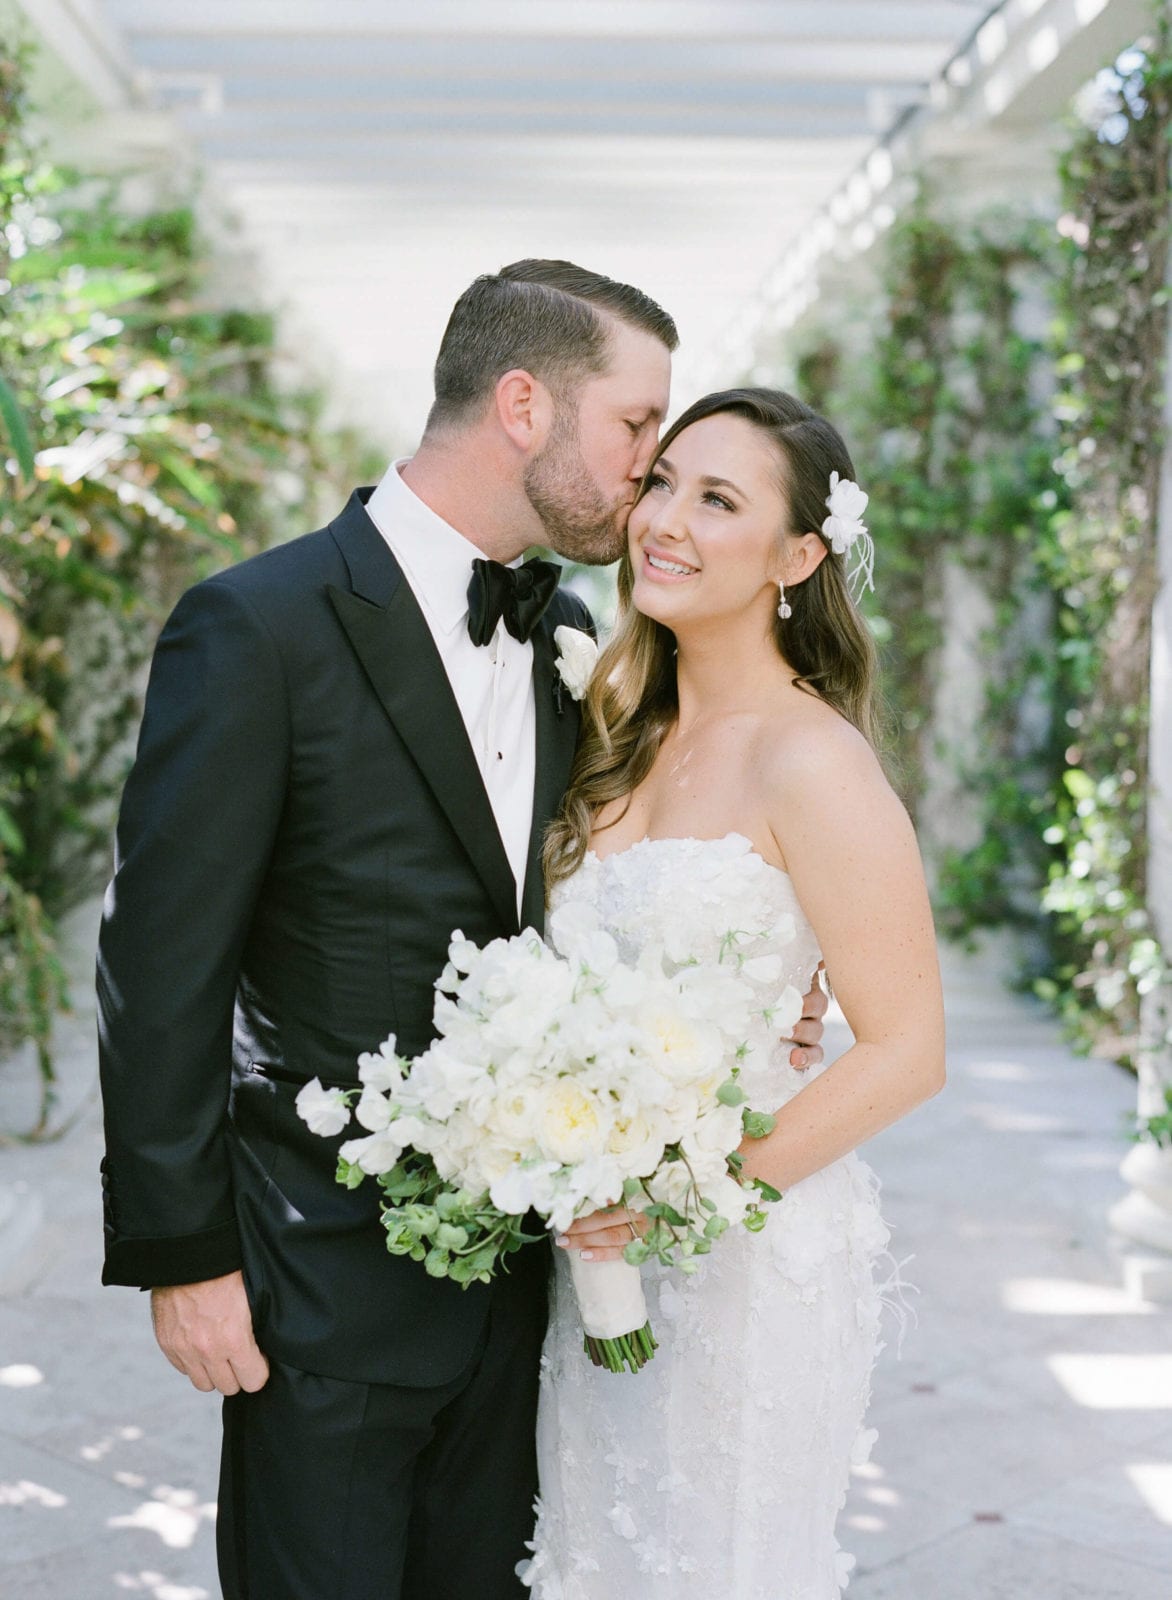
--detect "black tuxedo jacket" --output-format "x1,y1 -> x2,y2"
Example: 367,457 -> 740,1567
97,489 -> 590,1386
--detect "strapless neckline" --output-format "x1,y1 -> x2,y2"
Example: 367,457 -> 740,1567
584,830 -> 794,888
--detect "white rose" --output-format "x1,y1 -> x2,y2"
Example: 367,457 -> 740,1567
489,1083 -> 542,1147
295,1077 -> 351,1138
553,625 -> 598,701
643,1008 -> 723,1084
536,1081 -> 608,1166
606,1110 -> 665,1177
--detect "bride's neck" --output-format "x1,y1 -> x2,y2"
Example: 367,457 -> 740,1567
672,619 -> 787,728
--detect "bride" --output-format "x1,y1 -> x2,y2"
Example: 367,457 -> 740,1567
523,388 -> 946,1598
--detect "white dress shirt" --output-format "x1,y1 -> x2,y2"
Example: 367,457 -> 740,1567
365,460 -> 536,917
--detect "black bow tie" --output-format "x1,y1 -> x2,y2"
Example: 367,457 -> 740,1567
466,556 -> 561,647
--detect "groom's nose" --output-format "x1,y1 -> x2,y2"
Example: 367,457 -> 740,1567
630,434 -> 659,483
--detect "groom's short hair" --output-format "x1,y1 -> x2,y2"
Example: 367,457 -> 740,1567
425,259 -> 678,432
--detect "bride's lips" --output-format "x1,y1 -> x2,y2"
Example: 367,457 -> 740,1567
640,546 -> 700,583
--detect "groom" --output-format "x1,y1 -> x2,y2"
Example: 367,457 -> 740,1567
97,259 -> 827,1599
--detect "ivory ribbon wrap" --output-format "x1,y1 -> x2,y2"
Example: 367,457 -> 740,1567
567,1252 -> 649,1340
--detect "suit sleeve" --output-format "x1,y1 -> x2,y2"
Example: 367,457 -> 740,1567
97,576 -> 290,1288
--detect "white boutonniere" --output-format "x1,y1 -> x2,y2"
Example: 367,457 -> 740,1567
553,625 -> 598,704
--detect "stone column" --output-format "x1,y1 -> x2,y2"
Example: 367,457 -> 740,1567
1109,230 -> 1172,1299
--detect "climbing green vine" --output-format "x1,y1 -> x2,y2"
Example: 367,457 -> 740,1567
770,12 -> 1171,1067
0,42 -> 380,1132
1033,20 -> 1171,1061
784,205 -> 1063,949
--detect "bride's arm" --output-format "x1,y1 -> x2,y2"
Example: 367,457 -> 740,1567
739,720 -> 945,1193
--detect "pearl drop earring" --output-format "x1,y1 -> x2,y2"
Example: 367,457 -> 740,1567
777,581 -> 792,621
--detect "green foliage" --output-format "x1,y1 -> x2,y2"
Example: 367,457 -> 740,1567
1037,21 -> 1171,1061
774,15 -> 1172,1068
1136,1086 -> 1172,1149
368,1150 -> 541,1287
0,43 -> 381,1127
786,204 -> 1063,946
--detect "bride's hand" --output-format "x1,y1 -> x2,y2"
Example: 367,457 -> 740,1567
556,1205 -> 651,1264
786,962 -> 828,1071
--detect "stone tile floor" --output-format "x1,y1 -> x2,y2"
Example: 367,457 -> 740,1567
1,903 -> 1169,1598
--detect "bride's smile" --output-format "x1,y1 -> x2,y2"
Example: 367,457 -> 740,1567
627,409 -> 827,635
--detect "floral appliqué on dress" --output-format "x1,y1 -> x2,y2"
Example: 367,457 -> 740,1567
519,834 -> 914,1600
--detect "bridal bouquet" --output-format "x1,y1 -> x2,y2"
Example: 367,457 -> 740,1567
297,901 -> 802,1373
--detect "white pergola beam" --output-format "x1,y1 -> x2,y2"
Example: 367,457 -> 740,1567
935,0 -> 1152,128
129,39 -> 957,86
107,1 -> 987,45
11,0 -> 138,109
183,108 -> 891,144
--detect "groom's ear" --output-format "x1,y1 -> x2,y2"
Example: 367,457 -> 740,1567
493,367 -> 555,455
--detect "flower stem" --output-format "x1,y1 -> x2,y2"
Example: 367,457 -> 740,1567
583,1322 -> 659,1373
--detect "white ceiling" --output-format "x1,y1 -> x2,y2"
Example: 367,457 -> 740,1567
39,2 -> 1000,442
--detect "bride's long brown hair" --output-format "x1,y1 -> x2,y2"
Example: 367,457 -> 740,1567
543,387 -> 881,895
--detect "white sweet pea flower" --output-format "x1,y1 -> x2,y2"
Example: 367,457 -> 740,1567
354,1087 -> 393,1132
339,1128 -> 403,1176
772,983 -> 805,1037
489,1158 -> 561,1218
295,1077 -> 351,1137
357,1035 -> 405,1093
553,625 -> 598,701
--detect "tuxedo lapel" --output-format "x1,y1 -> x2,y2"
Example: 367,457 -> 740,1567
327,494 -> 519,933
521,609 -> 583,930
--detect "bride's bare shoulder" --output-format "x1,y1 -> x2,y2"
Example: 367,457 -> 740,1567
752,696 -> 891,800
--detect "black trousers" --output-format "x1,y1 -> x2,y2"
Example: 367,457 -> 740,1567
217,1257 -> 549,1600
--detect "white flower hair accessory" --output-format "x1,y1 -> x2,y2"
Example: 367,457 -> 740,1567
822,471 -> 875,597
553,624 -> 598,703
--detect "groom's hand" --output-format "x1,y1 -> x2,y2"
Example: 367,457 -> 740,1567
787,963 -> 828,1072
150,1270 -> 270,1396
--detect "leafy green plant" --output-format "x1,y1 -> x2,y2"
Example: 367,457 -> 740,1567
1036,18 -> 1171,1061
782,205 -> 1063,948
0,40 -> 381,1130
760,11 -> 1171,1067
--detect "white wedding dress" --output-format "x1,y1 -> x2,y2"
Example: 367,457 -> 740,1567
520,834 -> 911,1600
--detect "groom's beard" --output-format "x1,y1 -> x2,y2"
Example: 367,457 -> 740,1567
523,410 -> 631,567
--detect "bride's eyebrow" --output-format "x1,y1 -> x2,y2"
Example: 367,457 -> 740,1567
699,474 -> 746,498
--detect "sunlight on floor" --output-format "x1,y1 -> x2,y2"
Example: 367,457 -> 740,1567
965,1059 -> 1035,1083
82,1423 -> 145,1462
845,1457 -> 899,1533
1126,1463 -> 1172,1527
967,1105 -> 1072,1134
107,1487 -> 217,1550
0,1363 -> 44,1386
1002,1277 -> 1157,1315
1048,1353 -> 1172,1408
113,1572 -> 210,1599
0,1478 -> 67,1507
